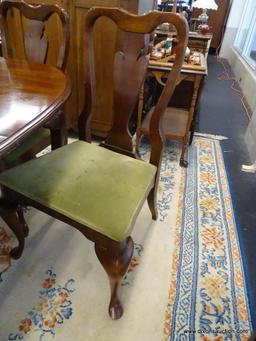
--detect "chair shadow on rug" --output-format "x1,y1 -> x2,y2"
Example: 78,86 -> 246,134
0,7 -> 188,319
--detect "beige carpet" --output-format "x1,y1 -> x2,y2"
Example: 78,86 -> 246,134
0,137 -> 252,341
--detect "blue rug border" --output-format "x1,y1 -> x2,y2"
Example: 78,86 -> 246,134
167,136 -> 254,339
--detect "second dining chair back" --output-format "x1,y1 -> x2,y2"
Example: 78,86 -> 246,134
0,0 -> 69,69
0,1 -> 69,170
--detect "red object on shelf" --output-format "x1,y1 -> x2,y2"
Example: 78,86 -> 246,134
199,24 -> 210,34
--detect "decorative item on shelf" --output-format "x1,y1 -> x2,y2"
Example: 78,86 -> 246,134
192,0 -> 218,27
158,22 -> 170,32
150,37 -> 190,62
198,23 -> 210,34
188,51 -> 201,65
150,38 -> 174,60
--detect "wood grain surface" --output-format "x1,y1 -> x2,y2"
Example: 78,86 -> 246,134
0,57 -> 71,156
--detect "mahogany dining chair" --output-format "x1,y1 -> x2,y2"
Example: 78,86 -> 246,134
0,7 -> 188,319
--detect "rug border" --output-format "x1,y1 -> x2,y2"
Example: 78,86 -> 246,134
163,135 -> 253,340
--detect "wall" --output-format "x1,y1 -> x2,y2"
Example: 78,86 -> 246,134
220,0 -> 256,162
220,0 -> 242,59
220,0 -> 256,112
245,110 -> 256,162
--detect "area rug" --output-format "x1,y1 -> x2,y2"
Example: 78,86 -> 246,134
0,136 -> 252,341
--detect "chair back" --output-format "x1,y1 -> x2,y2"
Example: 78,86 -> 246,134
0,0 -> 69,70
79,7 -> 188,173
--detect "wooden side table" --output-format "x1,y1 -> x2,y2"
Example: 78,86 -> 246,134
188,32 -> 213,58
136,54 -> 207,167
154,30 -> 213,57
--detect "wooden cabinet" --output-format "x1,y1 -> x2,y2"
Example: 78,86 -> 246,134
6,0 -> 157,135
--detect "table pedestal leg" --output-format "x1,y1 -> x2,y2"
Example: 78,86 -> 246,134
46,109 -> 67,150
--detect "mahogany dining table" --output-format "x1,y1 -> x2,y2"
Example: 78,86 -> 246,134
0,57 -> 71,158
0,56 -> 71,259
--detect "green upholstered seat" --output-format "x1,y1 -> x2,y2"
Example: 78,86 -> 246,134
2,128 -> 50,168
0,141 -> 156,241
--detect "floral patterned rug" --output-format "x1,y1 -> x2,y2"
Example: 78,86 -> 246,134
0,136 -> 252,340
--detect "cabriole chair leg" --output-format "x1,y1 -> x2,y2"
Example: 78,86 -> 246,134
95,236 -> 134,320
147,187 -> 158,220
